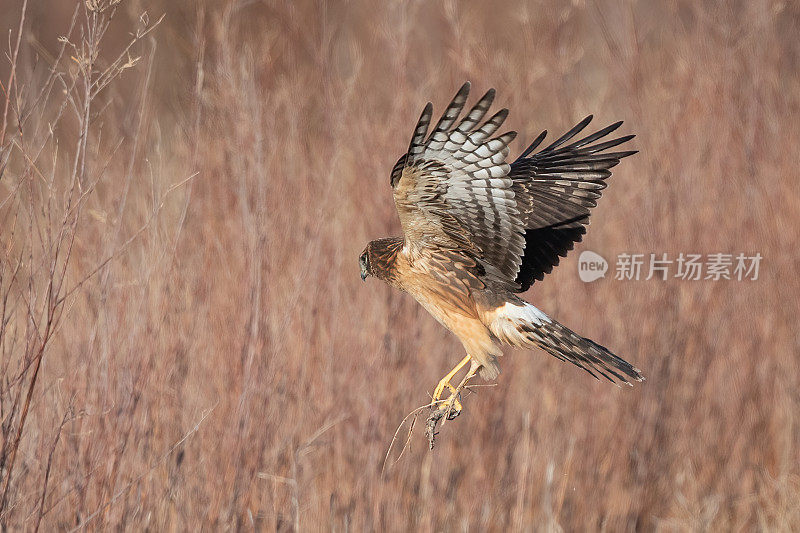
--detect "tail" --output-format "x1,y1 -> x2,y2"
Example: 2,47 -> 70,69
486,300 -> 644,385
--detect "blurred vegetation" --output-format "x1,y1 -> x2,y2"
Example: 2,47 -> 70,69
0,0 -> 798,529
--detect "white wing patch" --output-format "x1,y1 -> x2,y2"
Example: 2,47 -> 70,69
485,301 -> 551,345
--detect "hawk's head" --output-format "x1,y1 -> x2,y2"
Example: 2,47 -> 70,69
359,237 -> 403,283
359,247 -> 371,281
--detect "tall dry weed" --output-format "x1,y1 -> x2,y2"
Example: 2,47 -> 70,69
0,0 -> 798,530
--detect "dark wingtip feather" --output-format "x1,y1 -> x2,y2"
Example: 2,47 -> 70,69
502,131 -> 519,143
452,82 -> 471,104
540,115 -> 594,153
583,134 -> 636,154
568,120 -> 624,150
406,102 -> 434,156
515,130 -> 548,162
426,84 -> 472,143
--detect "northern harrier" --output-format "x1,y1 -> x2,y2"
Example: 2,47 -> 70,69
360,83 -> 643,417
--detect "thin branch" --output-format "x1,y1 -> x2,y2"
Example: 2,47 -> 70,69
0,0 -> 27,148
69,403 -> 217,532
54,172 -> 199,308
33,400 -> 74,533
382,402 -> 436,475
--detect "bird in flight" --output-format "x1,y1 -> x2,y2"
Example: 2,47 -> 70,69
359,83 -> 643,418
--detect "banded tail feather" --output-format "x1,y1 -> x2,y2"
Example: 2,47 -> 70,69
486,300 -> 644,385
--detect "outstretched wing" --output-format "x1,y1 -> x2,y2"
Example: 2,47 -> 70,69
509,117 -> 636,291
391,82 -> 525,287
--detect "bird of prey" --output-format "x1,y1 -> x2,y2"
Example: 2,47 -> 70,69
359,82 -> 643,417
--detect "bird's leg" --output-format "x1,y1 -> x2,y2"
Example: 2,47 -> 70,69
455,362 -> 480,393
431,354 -> 471,411
442,361 -> 480,420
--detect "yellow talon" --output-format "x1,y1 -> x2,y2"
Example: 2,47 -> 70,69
432,378 -> 457,403
431,355 -> 471,412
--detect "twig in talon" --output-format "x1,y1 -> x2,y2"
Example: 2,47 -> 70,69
395,413 -> 417,463
425,409 -> 444,450
382,402 -> 435,475
387,379 -> 481,457
425,398 -> 461,449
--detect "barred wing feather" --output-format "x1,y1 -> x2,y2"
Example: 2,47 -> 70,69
390,84 -> 636,292
391,82 -> 526,286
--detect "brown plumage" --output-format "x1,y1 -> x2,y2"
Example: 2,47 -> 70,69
360,83 -> 643,415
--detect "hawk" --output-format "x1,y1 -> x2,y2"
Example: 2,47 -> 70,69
360,83 -> 643,417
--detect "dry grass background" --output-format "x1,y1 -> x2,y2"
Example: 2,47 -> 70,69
0,0 -> 798,530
